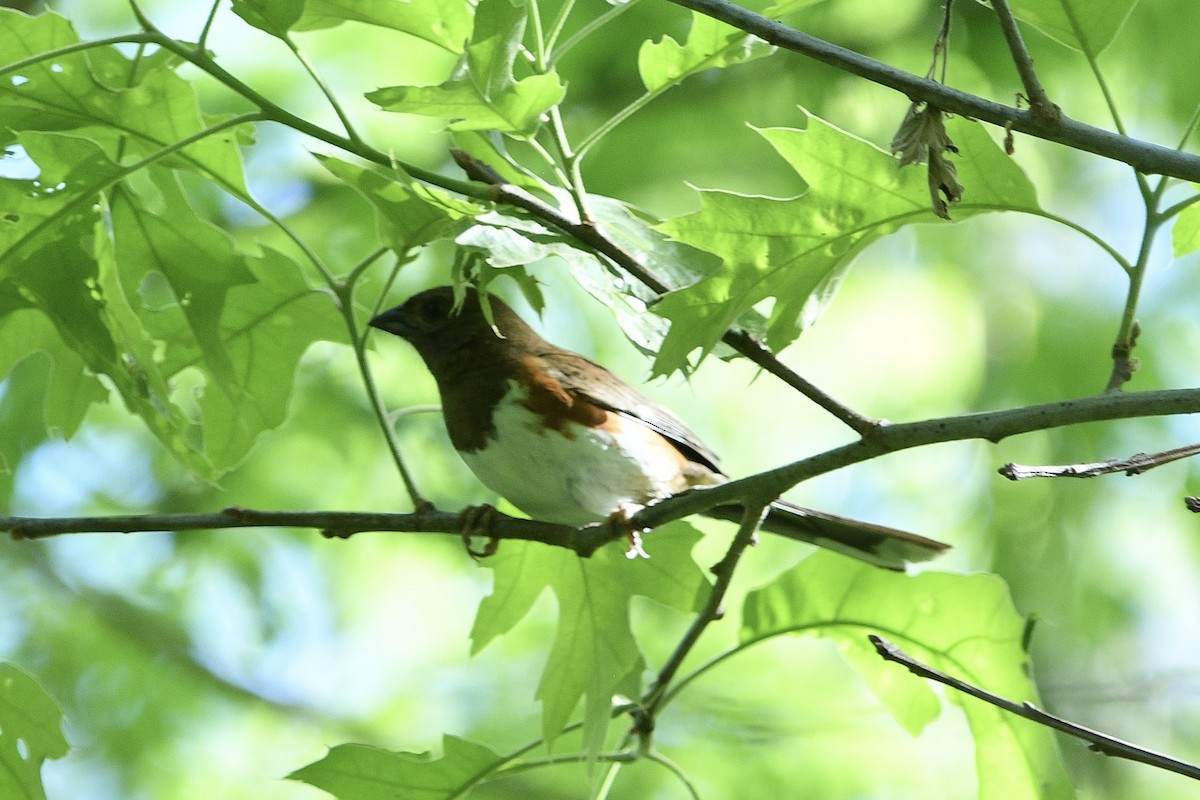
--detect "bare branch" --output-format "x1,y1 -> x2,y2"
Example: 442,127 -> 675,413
870,635 -> 1200,782
635,501 -> 770,739
661,0 -> 1200,181
2,507 -> 621,557
633,387 -> 1200,528
999,441 -> 1200,480
990,0 -> 1059,123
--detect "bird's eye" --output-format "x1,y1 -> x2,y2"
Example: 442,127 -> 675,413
413,292 -> 455,327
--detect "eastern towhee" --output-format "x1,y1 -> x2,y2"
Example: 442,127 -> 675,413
369,286 -> 948,569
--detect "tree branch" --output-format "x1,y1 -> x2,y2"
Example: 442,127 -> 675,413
2,507 -> 622,557
661,0 -> 1200,181
999,440 -> 1200,480
633,387 -> 1200,528
989,0 -> 1058,123
8,389 -> 1200,551
869,635 -> 1200,782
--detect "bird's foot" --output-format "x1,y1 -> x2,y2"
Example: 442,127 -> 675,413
459,504 -> 501,559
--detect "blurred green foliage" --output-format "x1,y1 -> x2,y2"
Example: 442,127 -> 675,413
2,0 -> 1200,798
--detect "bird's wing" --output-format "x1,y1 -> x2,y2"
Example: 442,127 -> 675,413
539,349 -> 723,473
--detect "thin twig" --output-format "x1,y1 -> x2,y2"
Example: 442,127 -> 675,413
999,441 -> 1200,480
0,508 -> 625,555
634,502 -> 769,739
869,635 -> 1200,782
989,0 -> 1058,123
632,387 -> 1200,529
660,0 -> 1200,181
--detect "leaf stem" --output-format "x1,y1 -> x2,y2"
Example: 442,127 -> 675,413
283,34 -> 364,147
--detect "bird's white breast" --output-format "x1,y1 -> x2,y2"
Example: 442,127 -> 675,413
459,381 -> 687,526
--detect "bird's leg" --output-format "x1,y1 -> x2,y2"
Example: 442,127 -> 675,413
458,504 -> 501,559
611,503 -> 650,559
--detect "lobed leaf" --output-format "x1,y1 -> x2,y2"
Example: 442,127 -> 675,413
295,0 -> 474,53
0,10 -> 251,195
983,0 -> 1138,54
471,525 -> 709,756
0,662 -> 69,800
367,0 -> 564,136
742,553 -> 1074,800
231,0 -> 305,38
289,735 -> 504,800
638,11 -> 775,93
652,112 -> 1039,373
1172,199 -> 1200,258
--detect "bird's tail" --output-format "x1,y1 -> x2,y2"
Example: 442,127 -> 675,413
704,500 -> 949,570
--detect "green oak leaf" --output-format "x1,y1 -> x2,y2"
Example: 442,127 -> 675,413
367,0 -> 564,135
368,73 -> 564,135
0,662 -> 69,800
0,10 -> 250,195
295,0 -> 474,53
638,11 -> 775,93
742,553 -> 1073,800
231,0 -> 305,38
107,176 -> 344,473
289,735 -> 504,800
653,112 -> 1039,373
471,525 -> 709,756
315,154 -> 478,254
1173,199 -> 1200,257
993,0 -> 1138,54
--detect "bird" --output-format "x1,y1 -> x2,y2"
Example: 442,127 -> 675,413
368,285 -> 949,569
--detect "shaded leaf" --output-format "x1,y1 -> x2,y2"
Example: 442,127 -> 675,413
289,735 -> 503,800
107,177 -> 344,472
0,662 -> 69,800
742,553 -> 1073,800
316,154 -> 477,255
471,525 -> 709,756
987,0 -> 1138,54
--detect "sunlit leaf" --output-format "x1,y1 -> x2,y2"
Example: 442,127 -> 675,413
367,0 -> 565,135
471,525 -> 709,755
1172,198 -> 1200,257
296,0 -> 474,53
0,662 -> 68,800
652,112 -> 1039,373
289,735 -> 504,800
742,553 -> 1073,800
638,11 -> 774,93
0,10 -> 251,194
231,0 -> 305,38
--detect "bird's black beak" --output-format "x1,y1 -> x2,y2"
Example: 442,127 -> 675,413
367,306 -> 413,339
